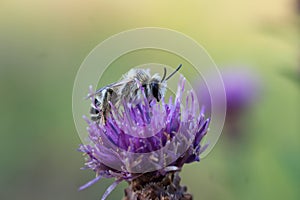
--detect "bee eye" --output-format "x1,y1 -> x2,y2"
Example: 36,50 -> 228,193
151,82 -> 160,102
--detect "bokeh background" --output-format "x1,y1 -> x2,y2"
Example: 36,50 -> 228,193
0,0 -> 299,200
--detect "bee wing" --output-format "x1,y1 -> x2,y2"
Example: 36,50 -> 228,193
87,79 -> 135,99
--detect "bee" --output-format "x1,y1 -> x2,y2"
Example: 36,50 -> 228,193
88,64 -> 182,124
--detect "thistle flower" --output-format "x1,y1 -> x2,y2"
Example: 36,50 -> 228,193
79,76 -> 210,200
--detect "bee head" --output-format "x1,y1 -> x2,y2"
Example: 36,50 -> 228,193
150,74 -> 167,102
148,64 -> 182,103
150,81 -> 161,102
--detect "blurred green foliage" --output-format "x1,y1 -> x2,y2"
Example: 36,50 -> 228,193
0,0 -> 299,200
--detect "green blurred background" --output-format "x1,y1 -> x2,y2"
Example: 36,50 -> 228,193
0,0 -> 299,199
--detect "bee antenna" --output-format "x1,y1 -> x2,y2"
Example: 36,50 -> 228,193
161,67 -> 167,82
165,64 -> 182,81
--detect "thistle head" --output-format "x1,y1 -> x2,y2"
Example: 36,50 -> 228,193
79,76 -> 210,199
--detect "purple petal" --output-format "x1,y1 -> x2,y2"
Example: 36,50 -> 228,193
101,179 -> 122,200
79,175 -> 102,191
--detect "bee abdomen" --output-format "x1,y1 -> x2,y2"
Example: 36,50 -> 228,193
90,95 -> 102,121
90,108 -> 100,121
89,88 -> 115,124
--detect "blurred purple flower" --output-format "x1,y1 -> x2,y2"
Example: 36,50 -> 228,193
197,67 -> 260,113
220,68 -> 260,112
79,76 -> 210,200
194,66 -> 261,138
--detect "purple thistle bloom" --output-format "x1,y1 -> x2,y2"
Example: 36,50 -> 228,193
79,76 -> 210,200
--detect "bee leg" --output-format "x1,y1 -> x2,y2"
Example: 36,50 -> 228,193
99,113 -> 106,125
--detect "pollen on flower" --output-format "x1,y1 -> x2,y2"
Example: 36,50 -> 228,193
79,76 -> 210,200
